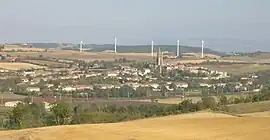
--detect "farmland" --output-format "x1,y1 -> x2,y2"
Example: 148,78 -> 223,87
223,52 -> 270,63
0,112 -> 270,140
199,63 -> 270,75
0,62 -> 46,70
2,45 -> 46,52
225,101 -> 270,114
241,111 -> 270,117
135,97 -> 202,104
23,60 -> 69,68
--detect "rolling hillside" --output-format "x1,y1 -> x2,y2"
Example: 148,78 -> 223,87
27,43 -> 226,56
0,112 -> 269,140
82,44 -> 226,56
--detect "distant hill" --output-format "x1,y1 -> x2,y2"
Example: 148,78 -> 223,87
31,43 -> 60,48
29,43 -> 226,56
78,44 -> 226,56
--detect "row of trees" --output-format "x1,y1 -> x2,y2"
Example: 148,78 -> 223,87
218,90 -> 270,106
3,96 -> 219,130
3,89 -> 270,130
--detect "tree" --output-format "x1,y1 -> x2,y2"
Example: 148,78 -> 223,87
37,79 -> 46,90
50,102 -> 72,125
202,96 -> 217,109
219,95 -> 228,105
7,102 -> 46,129
169,83 -> 177,90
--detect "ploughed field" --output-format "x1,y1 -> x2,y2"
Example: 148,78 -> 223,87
0,112 -> 270,140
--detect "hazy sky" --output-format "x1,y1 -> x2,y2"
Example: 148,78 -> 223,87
0,0 -> 269,52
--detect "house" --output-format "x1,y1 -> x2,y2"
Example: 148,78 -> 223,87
62,86 -> 76,92
126,83 -> 140,90
5,101 -> 24,107
120,66 -> 132,71
138,68 -> 151,76
46,84 -> 54,88
75,85 -> 94,90
241,77 -> 249,80
27,87 -> 40,92
23,71 -> 35,76
0,69 -> 8,73
251,75 -> 258,79
107,71 -> 118,77
216,83 -> 226,87
199,83 -> 212,88
253,89 -> 261,92
96,84 -> 114,90
43,101 -> 53,110
85,72 -> 101,77
144,68 -> 151,74
175,82 -> 189,88
150,83 -> 159,89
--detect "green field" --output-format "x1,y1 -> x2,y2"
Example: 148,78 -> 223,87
199,64 -> 270,75
24,60 -> 69,68
225,101 -> 270,114
0,106 -> 12,116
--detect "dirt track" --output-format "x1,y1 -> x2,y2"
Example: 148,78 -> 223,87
0,112 -> 270,140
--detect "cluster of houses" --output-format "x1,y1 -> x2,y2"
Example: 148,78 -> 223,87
0,61 -> 264,102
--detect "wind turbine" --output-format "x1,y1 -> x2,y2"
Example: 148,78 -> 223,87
114,37 -> 117,54
80,41 -> 83,52
201,40 -> 204,58
177,40 -> 180,57
151,40 -> 154,57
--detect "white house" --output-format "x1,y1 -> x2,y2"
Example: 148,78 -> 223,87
85,72 -> 101,77
199,83 -> 212,88
62,87 -> 76,92
0,69 -> 9,73
107,72 -> 118,77
43,102 -> 53,110
46,84 -> 54,88
27,87 -> 40,92
5,101 -> 24,107
150,83 -> 159,89
175,82 -> 189,88
23,71 -> 35,76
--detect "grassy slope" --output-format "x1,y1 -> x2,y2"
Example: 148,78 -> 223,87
226,101 -> 270,114
199,64 -> 270,75
0,112 -> 270,140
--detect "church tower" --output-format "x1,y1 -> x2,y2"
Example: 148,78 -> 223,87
156,48 -> 163,74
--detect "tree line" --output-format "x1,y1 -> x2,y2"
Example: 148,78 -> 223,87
2,97 -> 214,130
2,88 -> 270,130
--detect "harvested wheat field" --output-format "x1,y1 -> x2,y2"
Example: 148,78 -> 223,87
0,62 -> 46,70
1,112 -> 270,140
35,51 -> 153,61
3,45 -> 46,52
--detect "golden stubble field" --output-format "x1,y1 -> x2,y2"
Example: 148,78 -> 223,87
0,62 -> 46,70
2,45 -> 46,52
0,112 -> 270,140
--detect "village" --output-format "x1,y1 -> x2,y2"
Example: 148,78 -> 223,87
0,55 -> 263,106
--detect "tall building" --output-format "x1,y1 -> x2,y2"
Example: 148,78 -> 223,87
156,48 -> 163,74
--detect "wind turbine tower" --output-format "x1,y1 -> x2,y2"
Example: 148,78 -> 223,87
201,40 -> 204,58
80,41 -> 83,52
114,37 -> 117,54
151,40 -> 154,57
177,40 -> 180,57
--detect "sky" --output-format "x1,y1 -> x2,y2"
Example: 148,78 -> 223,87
0,0 -> 269,52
